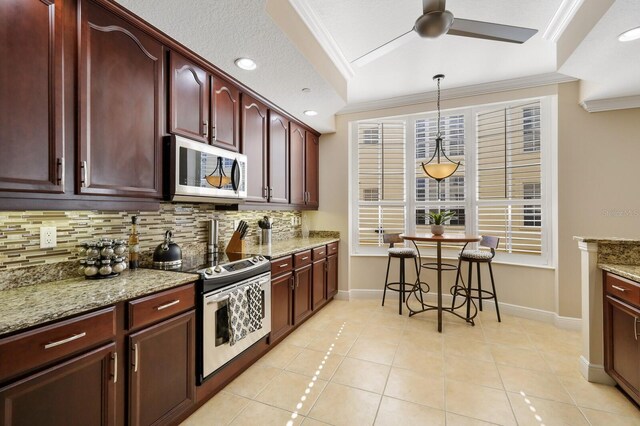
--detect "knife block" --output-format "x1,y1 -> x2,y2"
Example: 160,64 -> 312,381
225,231 -> 245,255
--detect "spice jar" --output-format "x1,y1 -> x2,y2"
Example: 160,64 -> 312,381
84,260 -> 98,277
78,259 -> 87,274
100,243 -> 114,258
112,257 -> 125,273
86,243 -> 99,258
99,259 -> 113,276
114,240 -> 126,256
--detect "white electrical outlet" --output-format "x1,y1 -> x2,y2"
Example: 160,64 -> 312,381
40,226 -> 57,248
233,220 -> 240,230
291,217 -> 295,226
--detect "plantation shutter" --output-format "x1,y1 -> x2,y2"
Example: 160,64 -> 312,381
476,101 -> 542,255
356,121 -> 406,247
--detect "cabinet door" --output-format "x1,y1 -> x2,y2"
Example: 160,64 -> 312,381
605,296 -> 640,399
78,0 -> 163,198
312,259 -> 327,310
270,273 -> 293,343
305,131 -> 320,208
211,76 -> 240,151
0,343 -> 116,426
0,0 -> 65,194
169,52 -> 209,143
268,111 -> 290,204
289,123 -> 306,206
241,95 -> 268,203
129,310 -> 195,426
326,254 -> 338,299
293,265 -> 313,325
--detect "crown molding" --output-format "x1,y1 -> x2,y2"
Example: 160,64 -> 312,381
543,0 -> 585,42
338,73 -> 577,115
288,0 -> 354,80
580,95 -> 640,113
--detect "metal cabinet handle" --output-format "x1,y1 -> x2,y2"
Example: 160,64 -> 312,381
112,351 -> 118,383
635,318 -> 639,341
156,299 -> 180,310
203,121 -> 209,138
289,277 -> 294,290
269,187 -> 273,198
80,161 -> 88,187
301,256 -> 309,261
44,332 -> 87,349
279,263 -> 289,268
132,343 -> 139,372
611,285 -> 627,292
212,125 -> 216,140
56,157 -> 64,185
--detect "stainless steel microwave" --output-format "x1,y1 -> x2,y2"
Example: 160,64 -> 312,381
167,135 -> 247,203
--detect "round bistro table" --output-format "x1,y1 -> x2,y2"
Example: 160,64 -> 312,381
400,233 -> 481,332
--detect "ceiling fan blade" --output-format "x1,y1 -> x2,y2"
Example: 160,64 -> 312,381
351,29 -> 416,67
447,18 -> 538,44
422,0 -> 446,14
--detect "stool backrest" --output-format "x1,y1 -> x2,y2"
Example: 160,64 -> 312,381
382,233 -> 403,248
480,236 -> 500,254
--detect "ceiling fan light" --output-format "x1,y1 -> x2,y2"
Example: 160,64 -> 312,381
422,162 -> 459,181
205,175 -> 232,188
414,10 -> 454,38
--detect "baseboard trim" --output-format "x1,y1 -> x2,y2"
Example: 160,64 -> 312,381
346,289 -> 581,330
579,355 -> 616,385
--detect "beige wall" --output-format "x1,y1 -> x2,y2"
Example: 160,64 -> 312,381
557,82 -> 640,317
310,81 -> 640,319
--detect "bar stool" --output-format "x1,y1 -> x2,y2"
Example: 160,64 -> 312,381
452,236 -> 501,322
382,233 -> 420,315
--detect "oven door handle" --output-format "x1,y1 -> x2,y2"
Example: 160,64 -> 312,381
206,295 -> 230,305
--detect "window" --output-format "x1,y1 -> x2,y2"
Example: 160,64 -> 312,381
523,183 -> 542,226
356,121 -> 406,248
352,98 -> 551,265
523,106 -> 540,152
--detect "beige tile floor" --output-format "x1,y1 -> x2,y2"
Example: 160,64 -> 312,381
181,299 -> 640,426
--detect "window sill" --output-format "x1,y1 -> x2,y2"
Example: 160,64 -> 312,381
350,252 -> 555,270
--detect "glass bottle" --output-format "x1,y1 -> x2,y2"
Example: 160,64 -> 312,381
129,215 -> 140,270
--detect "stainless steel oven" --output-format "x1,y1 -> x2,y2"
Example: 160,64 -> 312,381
201,271 -> 271,381
167,134 -> 247,203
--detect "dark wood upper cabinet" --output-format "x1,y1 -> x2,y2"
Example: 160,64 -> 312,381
0,0 -> 65,194
241,95 -> 268,203
169,52 -> 209,143
211,76 -> 240,151
289,123 -> 306,206
268,111 -> 290,204
129,310 -> 195,426
293,265 -> 313,325
305,131 -> 319,209
78,0 -> 164,198
0,343 -> 116,426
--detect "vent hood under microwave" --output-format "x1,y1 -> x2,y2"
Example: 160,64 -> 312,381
166,135 -> 247,204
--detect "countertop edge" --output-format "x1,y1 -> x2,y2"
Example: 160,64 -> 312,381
244,237 -> 340,259
599,263 -> 640,283
575,236 -> 640,244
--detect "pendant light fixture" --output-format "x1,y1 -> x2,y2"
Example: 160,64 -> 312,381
421,74 -> 460,182
204,157 -> 231,188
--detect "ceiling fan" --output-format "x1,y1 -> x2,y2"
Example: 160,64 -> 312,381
351,0 -> 538,66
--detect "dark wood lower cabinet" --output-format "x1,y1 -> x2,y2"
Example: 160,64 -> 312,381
293,265 -> 313,325
326,253 -> 338,298
270,273 -> 294,343
128,310 -> 195,426
0,343 -> 116,426
312,259 -> 327,310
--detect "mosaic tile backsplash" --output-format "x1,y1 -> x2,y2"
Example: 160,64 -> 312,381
0,204 -> 302,276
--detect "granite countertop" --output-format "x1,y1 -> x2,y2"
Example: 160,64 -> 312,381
574,236 -> 640,244
244,236 -> 340,259
0,269 -> 199,336
599,264 -> 640,282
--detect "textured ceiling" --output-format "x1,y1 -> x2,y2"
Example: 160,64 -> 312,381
114,0 -> 344,133
560,0 -> 640,101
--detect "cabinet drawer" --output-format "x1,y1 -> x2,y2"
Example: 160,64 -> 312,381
294,250 -> 312,268
606,273 -> 640,307
128,283 -> 195,330
327,242 -> 338,256
0,307 -> 115,383
312,246 -> 327,260
271,256 -> 293,276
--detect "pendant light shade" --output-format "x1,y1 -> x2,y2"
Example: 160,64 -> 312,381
205,157 -> 232,188
421,74 -> 461,182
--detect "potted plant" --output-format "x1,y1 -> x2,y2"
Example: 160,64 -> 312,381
428,210 -> 456,236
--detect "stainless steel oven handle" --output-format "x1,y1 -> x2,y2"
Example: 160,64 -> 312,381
207,295 -> 230,305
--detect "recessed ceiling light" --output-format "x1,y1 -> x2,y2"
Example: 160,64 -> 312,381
234,57 -> 257,70
304,110 -> 318,116
302,88 -> 311,93
618,26 -> 640,42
